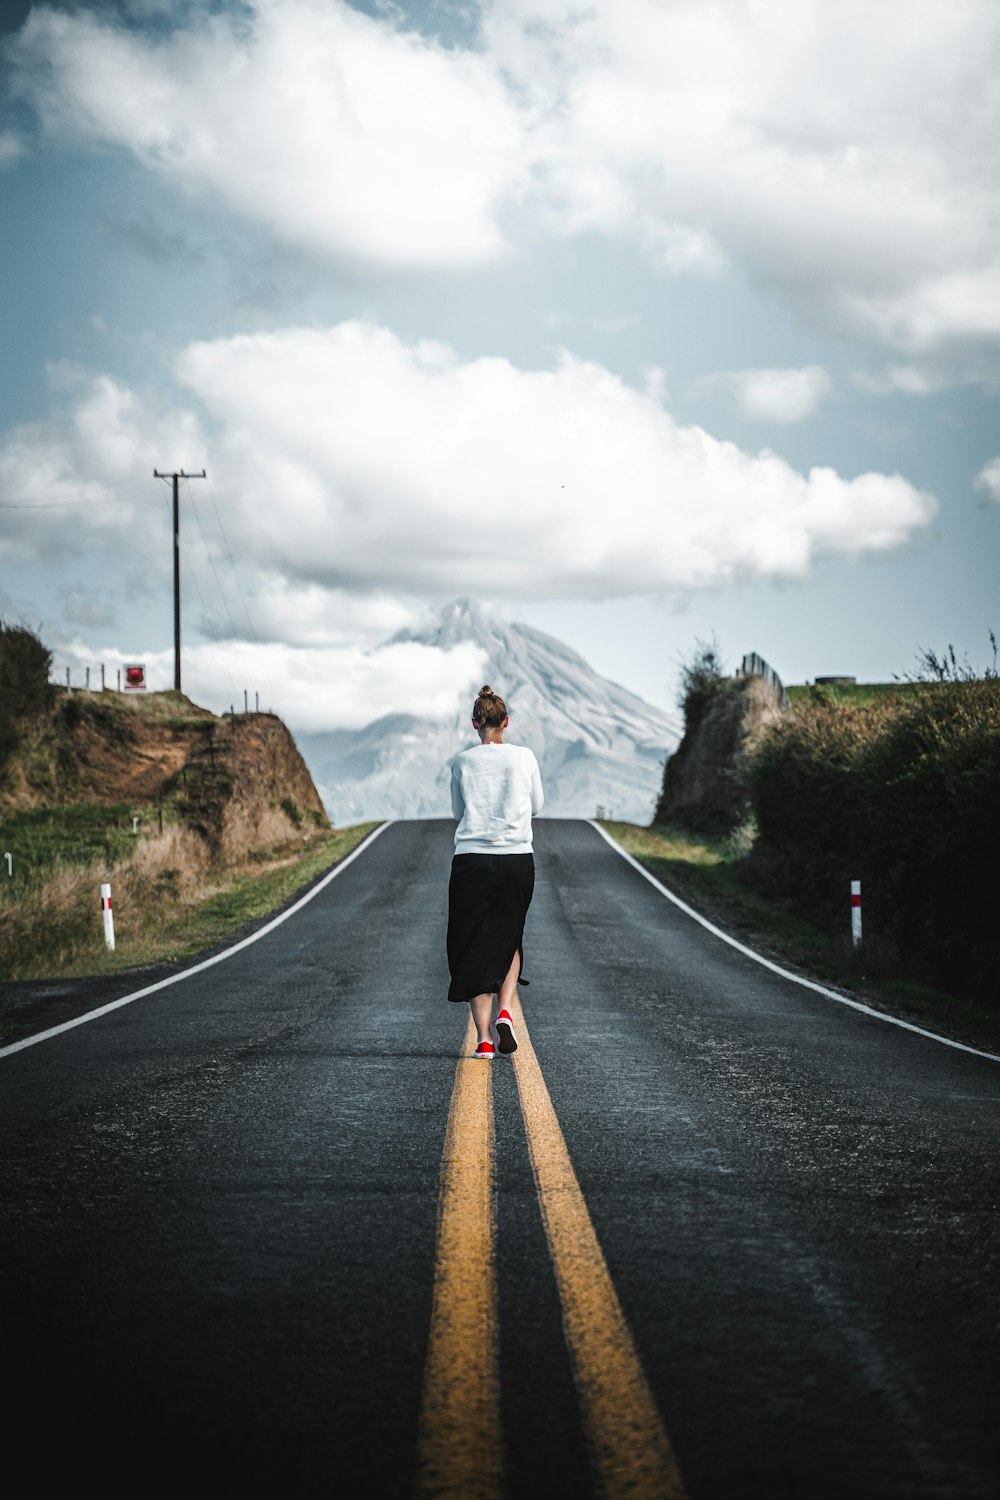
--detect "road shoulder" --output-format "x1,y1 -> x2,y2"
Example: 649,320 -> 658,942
0,822 -> 385,1046
598,819 -> 1000,1056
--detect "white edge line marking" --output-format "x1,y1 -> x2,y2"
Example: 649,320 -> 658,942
589,821 -> 1000,1065
0,821 -> 393,1061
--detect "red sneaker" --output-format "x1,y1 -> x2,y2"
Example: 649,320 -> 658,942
473,1040 -> 495,1060
493,1009 -> 518,1055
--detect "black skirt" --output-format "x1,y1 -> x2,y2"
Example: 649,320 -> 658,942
446,853 -> 535,1003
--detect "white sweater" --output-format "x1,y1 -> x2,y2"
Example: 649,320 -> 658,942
451,742 -> 544,854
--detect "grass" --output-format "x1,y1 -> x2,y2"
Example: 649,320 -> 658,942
599,820 -> 1000,1053
0,820 -> 379,983
785,680 -> 926,706
98,822 -> 380,973
52,685 -> 216,726
0,802 -> 155,876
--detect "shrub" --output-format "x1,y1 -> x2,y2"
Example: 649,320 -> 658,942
676,639 -> 731,723
0,621 -> 53,769
748,676 -> 1000,1002
0,620 -> 52,719
280,796 -> 303,828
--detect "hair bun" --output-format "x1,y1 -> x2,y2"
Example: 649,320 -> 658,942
472,683 -> 507,728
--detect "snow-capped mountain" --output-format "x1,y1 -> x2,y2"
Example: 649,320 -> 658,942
296,599 -> 681,823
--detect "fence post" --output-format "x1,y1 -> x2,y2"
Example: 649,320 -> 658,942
100,883 -> 116,951
851,879 -> 862,947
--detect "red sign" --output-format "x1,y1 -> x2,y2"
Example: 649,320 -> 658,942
124,664 -> 146,690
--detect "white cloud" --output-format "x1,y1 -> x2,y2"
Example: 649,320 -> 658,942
487,0 -> 1000,349
852,365 -> 947,396
10,0 -> 531,271
56,634 -> 488,733
238,581 -> 415,649
845,267 -> 1000,352
974,458 -> 1000,504
0,374 -> 202,565
707,365 -> 832,424
10,1 -> 1000,348
2,322 -> 938,611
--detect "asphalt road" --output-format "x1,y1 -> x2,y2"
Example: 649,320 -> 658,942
2,819 -> 998,1498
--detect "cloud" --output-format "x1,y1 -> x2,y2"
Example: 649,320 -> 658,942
0,130 -> 23,166
1,321 -> 938,610
0,373 -> 202,565
488,0 -> 1000,349
852,365 -> 948,396
9,0 -> 531,272
54,634 -> 488,733
12,1 -> 998,349
844,268 -> 1000,352
707,365 -> 832,424
974,458 -> 1000,504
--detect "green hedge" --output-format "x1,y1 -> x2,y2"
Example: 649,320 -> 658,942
748,680 -> 1000,1002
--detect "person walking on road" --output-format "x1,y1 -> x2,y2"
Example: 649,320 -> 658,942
447,685 -> 544,1059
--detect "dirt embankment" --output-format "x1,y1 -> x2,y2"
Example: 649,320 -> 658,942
1,689 -> 329,858
654,675 -> 785,833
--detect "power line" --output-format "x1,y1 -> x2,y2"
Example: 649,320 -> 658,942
0,477 -> 158,509
206,474 -> 259,645
176,532 -> 241,709
183,477 -> 242,643
0,497 -> 123,510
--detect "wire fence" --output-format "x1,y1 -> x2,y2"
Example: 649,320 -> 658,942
50,668 -> 270,714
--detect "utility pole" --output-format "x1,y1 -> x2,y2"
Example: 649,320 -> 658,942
153,469 -> 206,692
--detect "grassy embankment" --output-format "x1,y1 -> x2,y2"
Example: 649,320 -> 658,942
0,803 -> 378,982
600,819 -> 1000,1053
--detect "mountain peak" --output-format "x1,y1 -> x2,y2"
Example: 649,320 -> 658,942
394,596 -> 507,652
301,603 -> 681,822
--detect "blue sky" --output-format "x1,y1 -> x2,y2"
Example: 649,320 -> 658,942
1,0 -> 998,729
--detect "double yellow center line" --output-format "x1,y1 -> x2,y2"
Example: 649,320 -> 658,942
416,1000 -> 686,1499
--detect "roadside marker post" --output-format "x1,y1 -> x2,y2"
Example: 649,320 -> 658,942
4,852 -> 11,877
851,879 -> 862,948
100,883 -> 116,952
